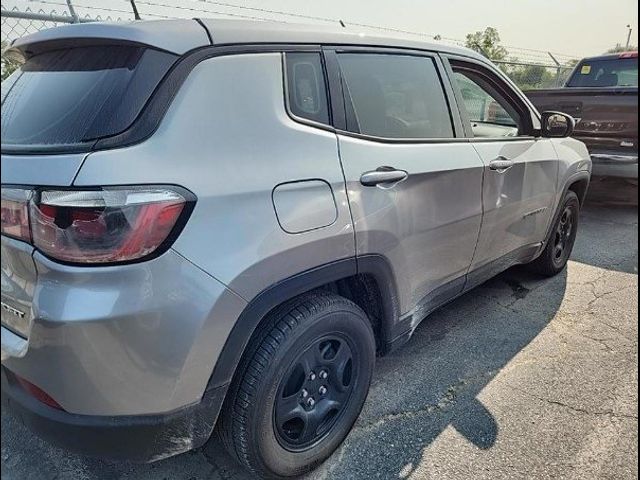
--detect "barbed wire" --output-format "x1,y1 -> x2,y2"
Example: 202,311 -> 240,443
3,0 -> 580,61
195,0 -> 579,62
1,0 -> 576,87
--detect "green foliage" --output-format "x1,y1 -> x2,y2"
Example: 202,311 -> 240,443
464,27 -> 577,89
606,44 -> 637,53
506,64 -> 556,90
1,41 -> 22,81
465,27 -> 509,61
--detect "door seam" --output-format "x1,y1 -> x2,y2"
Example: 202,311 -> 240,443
464,142 -> 488,290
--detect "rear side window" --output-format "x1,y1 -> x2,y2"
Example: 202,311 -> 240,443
1,46 -> 176,151
567,57 -> 638,87
285,53 -> 330,125
337,53 -> 454,139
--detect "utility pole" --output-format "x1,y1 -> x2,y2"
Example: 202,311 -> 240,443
130,0 -> 141,20
66,0 -> 79,23
626,24 -> 633,50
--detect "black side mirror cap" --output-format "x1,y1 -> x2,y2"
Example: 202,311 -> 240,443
541,111 -> 575,138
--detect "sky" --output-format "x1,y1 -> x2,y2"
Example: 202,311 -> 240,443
4,0 -> 639,60
228,0 -> 639,59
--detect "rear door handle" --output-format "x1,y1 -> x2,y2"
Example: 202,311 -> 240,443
360,167 -> 409,187
489,157 -> 515,173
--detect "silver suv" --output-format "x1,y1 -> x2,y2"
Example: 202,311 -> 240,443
1,19 -> 590,478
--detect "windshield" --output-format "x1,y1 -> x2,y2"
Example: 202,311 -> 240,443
1,45 -> 176,151
567,57 -> 638,88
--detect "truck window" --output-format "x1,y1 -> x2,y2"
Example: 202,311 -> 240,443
567,57 -> 638,88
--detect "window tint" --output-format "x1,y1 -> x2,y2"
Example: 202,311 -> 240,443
1,46 -> 176,150
337,54 -> 454,139
285,53 -> 330,125
452,69 -> 522,138
567,57 -> 638,87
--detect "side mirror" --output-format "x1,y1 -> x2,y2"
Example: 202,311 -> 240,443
541,111 -> 575,138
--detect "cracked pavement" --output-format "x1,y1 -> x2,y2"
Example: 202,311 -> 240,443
2,179 -> 638,480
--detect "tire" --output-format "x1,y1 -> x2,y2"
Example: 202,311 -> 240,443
528,191 -> 580,277
218,292 -> 376,479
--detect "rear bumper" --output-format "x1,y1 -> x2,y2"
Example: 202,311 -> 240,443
590,153 -> 638,179
1,366 -> 226,462
1,327 -> 28,361
1,246 -> 246,417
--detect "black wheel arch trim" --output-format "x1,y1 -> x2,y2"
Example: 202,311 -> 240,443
206,254 -> 400,391
543,171 -> 590,250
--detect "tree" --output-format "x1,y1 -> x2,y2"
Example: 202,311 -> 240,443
509,64 -> 555,90
606,43 -> 637,53
465,27 -> 509,61
1,41 -> 22,81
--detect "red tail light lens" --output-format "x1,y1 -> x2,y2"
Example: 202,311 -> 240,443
0,188 -> 32,242
13,374 -> 65,410
29,187 -> 190,264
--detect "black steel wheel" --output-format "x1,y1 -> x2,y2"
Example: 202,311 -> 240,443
274,334 -> 356,451
551,205 -> 576,269
218,292 -> 375,479
529,190 -> 581,276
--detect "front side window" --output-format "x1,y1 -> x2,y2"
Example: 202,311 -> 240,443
452,67 -> 523,138
285,53 -> 330,125
337,53 -> 454,139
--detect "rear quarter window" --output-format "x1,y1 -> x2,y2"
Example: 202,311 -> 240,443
285,52 -> 330,125
1,46 -> 177,152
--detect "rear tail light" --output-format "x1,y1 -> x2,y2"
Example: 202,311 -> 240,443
0,188 -> 32,242
13,373 -> 65,410
619,51 -> 638,59
1,186 -> 194,264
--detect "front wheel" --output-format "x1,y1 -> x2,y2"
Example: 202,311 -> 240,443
218,292 -> 376,479
528,191 -> 580,276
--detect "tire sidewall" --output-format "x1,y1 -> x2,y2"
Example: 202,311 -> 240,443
550,192 -> 581,272
250,303 -> 375,478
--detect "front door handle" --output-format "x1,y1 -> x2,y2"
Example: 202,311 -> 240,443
360,167 -> 409,187
489,156 -> 515,173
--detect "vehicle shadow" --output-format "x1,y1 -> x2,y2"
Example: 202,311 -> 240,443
570,178 -> 638,275
300,264 -> 568,480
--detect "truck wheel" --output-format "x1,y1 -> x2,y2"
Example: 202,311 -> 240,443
529,191 -> 580,277
218,292 -> 376,479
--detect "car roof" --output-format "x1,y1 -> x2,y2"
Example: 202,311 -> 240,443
9,18 -> 486,62
199,18 -> 484,59
579,51 -> 639,62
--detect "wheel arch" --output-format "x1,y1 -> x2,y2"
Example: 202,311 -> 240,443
543,171 -> 590,248
567,175 -> 590,206
206,255 -> 401,392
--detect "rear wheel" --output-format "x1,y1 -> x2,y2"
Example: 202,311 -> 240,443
218,292 -> 375,479
528,191 -> 580,276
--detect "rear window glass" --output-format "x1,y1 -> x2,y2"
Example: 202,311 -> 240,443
567,57 -> 638,87
1,46 -> 176,151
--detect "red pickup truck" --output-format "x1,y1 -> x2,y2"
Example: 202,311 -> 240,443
526,52 -> 638,180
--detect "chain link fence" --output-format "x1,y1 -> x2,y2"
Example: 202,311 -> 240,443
495,60 -> 574,90
2,1 -> 576,87
1,2 -> 131,79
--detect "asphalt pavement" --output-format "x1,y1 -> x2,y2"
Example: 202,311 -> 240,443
2,178 -> 638,480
